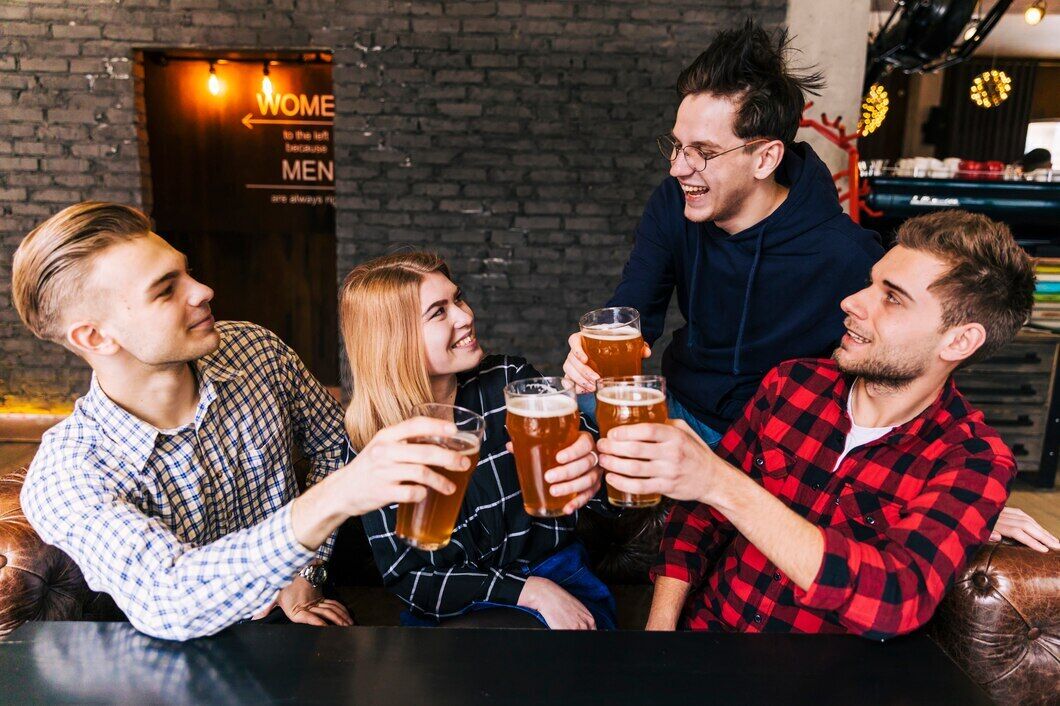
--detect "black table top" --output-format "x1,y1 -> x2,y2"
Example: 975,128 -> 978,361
0,622 -> 991,706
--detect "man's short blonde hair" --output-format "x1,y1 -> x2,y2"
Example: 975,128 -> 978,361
12,201 -> 152,343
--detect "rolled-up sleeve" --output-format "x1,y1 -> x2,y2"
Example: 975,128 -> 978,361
793,440 -> 1015,640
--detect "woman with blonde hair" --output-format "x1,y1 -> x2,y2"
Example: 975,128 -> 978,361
343,252 -> 617,629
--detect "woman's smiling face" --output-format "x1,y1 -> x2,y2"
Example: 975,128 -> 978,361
419,271 -> 483,377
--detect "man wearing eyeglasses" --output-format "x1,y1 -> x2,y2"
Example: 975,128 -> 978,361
563,20 -> 883,445
564,20 -> 1057,552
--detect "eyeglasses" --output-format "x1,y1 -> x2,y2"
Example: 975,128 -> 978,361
656,135 -> 770,173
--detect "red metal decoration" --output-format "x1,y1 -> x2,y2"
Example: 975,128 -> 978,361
799,102 -> 882,223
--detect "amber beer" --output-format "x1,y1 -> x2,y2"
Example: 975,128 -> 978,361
580,307 -> 643,378
504,378 -> 581,517
395,404 -> 484,551
596,376 -> 667,508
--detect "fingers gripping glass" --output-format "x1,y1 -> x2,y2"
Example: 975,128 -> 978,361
656,136 -> 770,172
395,403 -> 485,551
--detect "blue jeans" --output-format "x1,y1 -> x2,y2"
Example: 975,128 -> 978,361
577,391 -> 723,448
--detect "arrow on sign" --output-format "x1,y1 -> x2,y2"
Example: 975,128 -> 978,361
241,113 -> 334,129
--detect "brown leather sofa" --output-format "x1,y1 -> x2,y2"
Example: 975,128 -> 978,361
2,469 -> 1057,703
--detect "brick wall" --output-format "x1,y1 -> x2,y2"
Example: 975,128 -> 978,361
0,0 -> 787,406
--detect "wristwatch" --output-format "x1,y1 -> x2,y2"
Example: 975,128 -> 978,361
298,561 -> 328,589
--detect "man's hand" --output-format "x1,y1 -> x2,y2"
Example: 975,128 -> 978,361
517,576 -> 596,630
291,416 -> 467,550
337,416 -> 468,515
990,507 -> 1060,552
253,577 -> 354,626
597,419 -> 719,504
505,431 -> 601,515
562,332 -> 650,394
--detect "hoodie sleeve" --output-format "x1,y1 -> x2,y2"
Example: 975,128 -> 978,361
606,180 -> 677,345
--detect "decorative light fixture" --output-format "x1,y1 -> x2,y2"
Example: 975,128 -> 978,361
207,61 -> 221,95
857,84 -> 890,137
970,69 -> 1012,108
1024,0 -> 1046,25
261,62 -> 273,97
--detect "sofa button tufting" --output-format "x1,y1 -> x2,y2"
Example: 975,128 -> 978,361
1027,627 -> 1041,641
755,457 -> 764,467
972,573 -> 991,590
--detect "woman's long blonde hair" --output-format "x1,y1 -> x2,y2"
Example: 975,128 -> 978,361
340,251 -> 452,451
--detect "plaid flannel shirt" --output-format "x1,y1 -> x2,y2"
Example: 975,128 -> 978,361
21,322 -> 348,640
651,358 -> 1015,640
360,354 -> 608,620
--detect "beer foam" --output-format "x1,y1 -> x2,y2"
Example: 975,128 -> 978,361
507,394 -> 578,418
581,325 -> 640,341
409,432 -> 480,455
596,386 -> 666,407
450,431 -> 483,455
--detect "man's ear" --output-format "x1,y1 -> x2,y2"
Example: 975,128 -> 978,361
940,323 -> 987,365
66,322 -> 121,358
753,140 -> 785,181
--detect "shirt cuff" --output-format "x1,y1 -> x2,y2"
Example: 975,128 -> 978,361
313,531 -> 337,564
793,527 -> 860,611
649,552 -> 700,585
487,571 -> 528,606
268,503 -> 317,577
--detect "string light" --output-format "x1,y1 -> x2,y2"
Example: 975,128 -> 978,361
1024,0 -> 1046,25
969,69 -> 1012,108
207,61 -> 221,96
261,62 -> 273,97
857,84 -> 890,137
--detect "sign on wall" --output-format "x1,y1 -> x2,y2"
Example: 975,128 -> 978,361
143,55 -> 335,236
141,53 -> 339,384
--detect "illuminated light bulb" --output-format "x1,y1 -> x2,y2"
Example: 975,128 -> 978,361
857,84 -> 890,137
1025,0 -> 1046,25
969,69 -> 1013,109
208,62 -> 221,96
262,63 -> 273,96
963,24 -> 977,41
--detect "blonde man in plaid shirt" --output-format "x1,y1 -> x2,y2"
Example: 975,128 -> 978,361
12,202 -> 466,640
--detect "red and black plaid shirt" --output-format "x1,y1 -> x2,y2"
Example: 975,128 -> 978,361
651,358 -> 1015,640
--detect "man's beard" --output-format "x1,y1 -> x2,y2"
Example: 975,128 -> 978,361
832,346 -> 927,392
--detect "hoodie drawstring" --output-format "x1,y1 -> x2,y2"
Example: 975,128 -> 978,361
686,227 -> 705,347
732,225 -> 766,375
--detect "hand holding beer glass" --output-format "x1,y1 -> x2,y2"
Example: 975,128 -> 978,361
395,403 -> 484,551
564,307 -> 648,393
595,375 -> 667,508
504,377 -> 583,517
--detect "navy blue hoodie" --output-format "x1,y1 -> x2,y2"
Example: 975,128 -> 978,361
607,142 -> 884,432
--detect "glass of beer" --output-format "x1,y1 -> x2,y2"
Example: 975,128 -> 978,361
579,307 -> 644,378
395,403 -> 484,551
504,377 -> 582,517
595,375 -> 667,508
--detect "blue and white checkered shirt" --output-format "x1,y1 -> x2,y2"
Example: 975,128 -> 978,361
21,322 -> 348,641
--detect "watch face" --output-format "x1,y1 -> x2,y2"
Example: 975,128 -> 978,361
304,564 -> 328,587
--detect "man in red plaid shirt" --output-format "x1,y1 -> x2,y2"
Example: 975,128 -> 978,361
597,210 -> 1037,639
